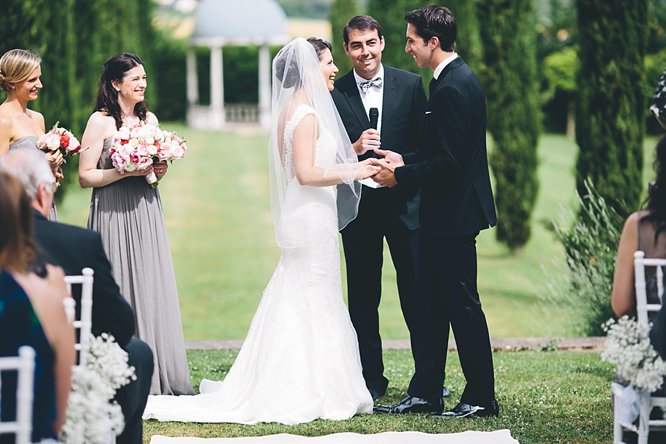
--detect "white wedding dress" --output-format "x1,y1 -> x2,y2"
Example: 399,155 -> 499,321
143,105 -> 373,426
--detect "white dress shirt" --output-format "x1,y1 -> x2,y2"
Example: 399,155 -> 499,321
353,65 -> 385,134
433,52 -> 459,80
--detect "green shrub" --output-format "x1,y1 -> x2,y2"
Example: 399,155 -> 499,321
544,179 -> 622,336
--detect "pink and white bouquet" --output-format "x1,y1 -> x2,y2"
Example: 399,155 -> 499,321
36,121 -> 82,160
110,123 -> 187,187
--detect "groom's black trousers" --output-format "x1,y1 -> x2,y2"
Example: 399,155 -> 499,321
407,232 -> 495,405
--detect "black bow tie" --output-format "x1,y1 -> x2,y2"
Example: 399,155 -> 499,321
358,77 -> 382,94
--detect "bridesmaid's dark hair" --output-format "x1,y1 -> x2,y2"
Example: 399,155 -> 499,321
646,136 -> 666,236
94,52 -> 148,130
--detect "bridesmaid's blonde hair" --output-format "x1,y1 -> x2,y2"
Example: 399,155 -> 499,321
0,49 -> 41,92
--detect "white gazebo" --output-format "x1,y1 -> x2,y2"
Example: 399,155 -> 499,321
186,0 -> 289,130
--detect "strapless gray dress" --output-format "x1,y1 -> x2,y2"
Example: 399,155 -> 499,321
88,137 -> 194,395
9,136 -> 57,221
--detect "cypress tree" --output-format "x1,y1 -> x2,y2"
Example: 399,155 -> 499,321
444,0 -> 483,71
367,0 -> 425,73
329,0 -> 358,75
478,0 -> 540,250
575,0 -> 648,219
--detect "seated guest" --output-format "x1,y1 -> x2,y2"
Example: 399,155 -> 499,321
0,147 -> 154,444
0,170 -> 75,443
612,137 -> 666,319
611,136 -> 666,444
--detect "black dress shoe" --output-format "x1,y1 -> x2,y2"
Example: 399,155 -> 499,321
374,395 -> 443,414
442,385 -> 451,398
368,386 -> 386,401
435,399 -> 500,418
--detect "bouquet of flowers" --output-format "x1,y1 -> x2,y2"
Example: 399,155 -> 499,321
602,316 -> 666,392
36,121 -> 82,160
110,122 -> 187,187
60,333 -> 136,444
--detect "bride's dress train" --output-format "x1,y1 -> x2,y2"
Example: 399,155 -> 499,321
142,105 -> 373,425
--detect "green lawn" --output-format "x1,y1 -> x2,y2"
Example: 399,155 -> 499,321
56,126 -> 658,340
142,349 -> 614,444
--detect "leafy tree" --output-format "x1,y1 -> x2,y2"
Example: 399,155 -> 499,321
575,0 -> 647,219
329,0 -> 358,75
479,0 -> 541,250
444,0 -> 483,71
541,46 -> 578,136
366,0 -> 425,74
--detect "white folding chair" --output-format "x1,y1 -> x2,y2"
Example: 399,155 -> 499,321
0,346 -> 36,444
613,251 -> 666,443
63,267 -> 94,367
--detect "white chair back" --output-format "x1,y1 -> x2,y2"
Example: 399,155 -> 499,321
64,267 -> 94,366
614,251 -> 666,444
0,346 -> 35,444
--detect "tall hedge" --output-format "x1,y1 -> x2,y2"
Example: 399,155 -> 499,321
329,0 -> 358,75
0,0 -> 155,200
575,0 -> 648,218
478,0 -> 540,250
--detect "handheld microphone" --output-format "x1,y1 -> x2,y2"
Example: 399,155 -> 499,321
369,107 -> 379,130
367,108 -> 380,158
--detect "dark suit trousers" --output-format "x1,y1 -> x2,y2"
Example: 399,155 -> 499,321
341,189 -> 418,391
408,233 -> 494,405
115,338 -> 153,444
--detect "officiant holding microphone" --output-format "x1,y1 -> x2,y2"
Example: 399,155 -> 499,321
331,15 -> 431,401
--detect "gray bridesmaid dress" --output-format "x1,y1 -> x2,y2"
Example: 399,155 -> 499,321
9,136 -> 57,221
88,137 -> 194,395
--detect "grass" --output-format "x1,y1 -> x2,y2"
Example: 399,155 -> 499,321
142,349 -> 614,444
56,127 -> 659,340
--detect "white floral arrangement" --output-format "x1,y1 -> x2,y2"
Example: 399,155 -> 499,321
61,333 -> 136,444
601,316 -> 666,392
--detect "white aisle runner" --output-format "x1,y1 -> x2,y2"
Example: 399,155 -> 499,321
150,430 -> 519,444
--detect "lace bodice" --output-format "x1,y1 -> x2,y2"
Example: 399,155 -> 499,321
282,104 -> 337,181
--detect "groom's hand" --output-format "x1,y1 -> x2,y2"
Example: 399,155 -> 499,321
370,159 -> 398,188
373,148 -> 404,168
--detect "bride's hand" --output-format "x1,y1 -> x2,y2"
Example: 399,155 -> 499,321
355,159 -> 381,180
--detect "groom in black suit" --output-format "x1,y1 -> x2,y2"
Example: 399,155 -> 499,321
0,148 -> 154,444
331,15 -> 427,400
373,5 -> 498,417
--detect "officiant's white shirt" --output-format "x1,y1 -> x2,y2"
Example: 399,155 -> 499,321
353,64 -> 385,134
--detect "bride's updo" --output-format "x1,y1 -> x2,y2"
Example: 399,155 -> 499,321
274,47 -> 302,89
0,49 -> 41,93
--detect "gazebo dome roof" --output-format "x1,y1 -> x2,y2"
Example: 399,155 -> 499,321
191,0 -> 289,46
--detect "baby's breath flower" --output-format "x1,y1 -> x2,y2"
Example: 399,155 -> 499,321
61,334 -> 135,444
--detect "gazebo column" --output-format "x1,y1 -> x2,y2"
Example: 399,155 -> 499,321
210,44 -> 225,128
186,47 -> 199,106
258,43 -> 271,130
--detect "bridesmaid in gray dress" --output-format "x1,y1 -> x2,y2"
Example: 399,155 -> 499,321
0,49 -> 64,198
79,53 -> 194,395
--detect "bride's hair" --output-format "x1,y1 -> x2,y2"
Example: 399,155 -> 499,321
95,52 -> 148,129
306,38 -> 331,59
274,50 -> 301,89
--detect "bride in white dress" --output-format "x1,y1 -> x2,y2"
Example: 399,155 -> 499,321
143,38 -> 378,425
